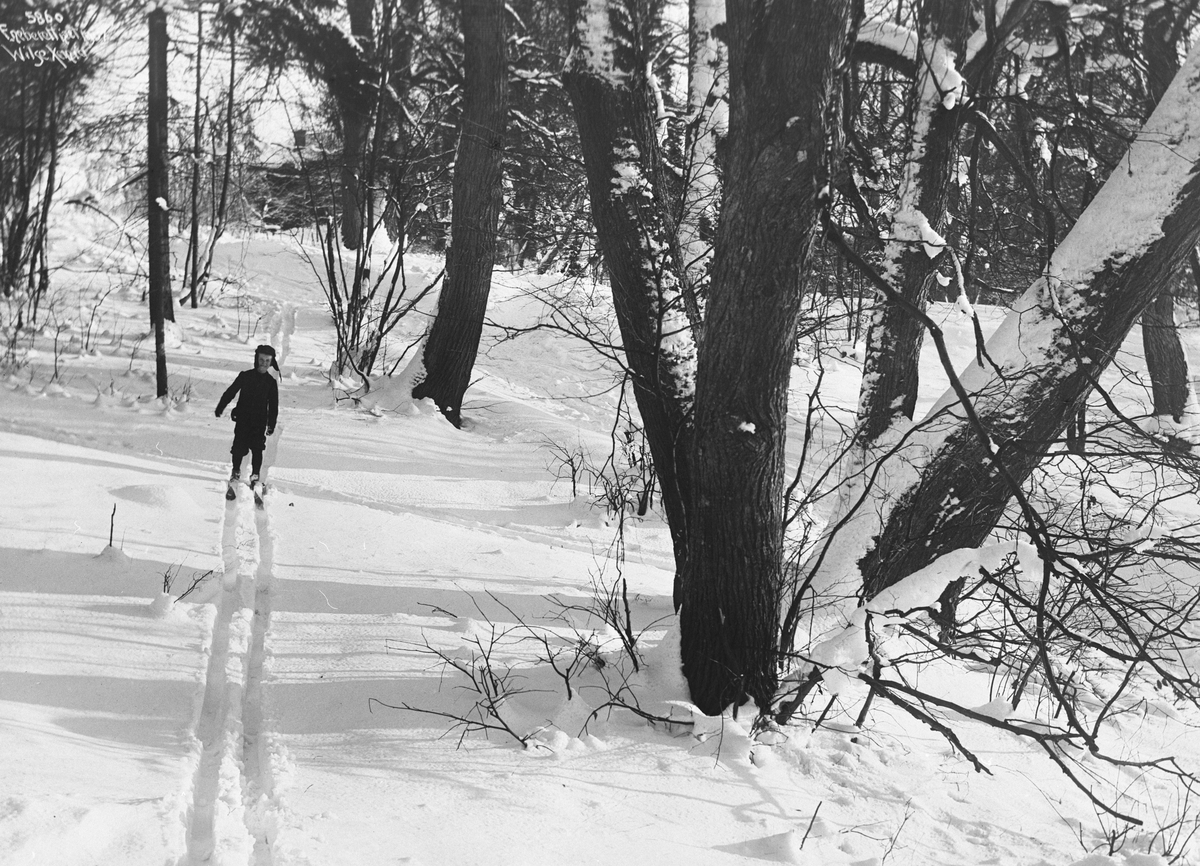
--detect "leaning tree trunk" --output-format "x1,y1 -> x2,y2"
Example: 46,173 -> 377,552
1140,1 -> 1190,422
411,0 -> 507,427
561,0 -> 698,602
811,37 -> 1200,607
679,0 -> 855,715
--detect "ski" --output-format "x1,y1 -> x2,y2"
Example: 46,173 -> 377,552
251,478 -> 265,509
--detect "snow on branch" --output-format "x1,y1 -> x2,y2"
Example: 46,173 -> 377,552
807,542 -> 1042,695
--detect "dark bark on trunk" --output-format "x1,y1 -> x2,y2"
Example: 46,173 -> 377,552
1140,3 -> 1189,421
855,0 -> 1030,446
1142,291 -> 1188,420
856,0 -> 972,444
148,8 -> 170,397
411,0 -> 508,426
1191,246 -> 1200,307
31,83 -> 60,315
339,0 -> 376,250
679,0 -> 854,715
561,0 -> 696,601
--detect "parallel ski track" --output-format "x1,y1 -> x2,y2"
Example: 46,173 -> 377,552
181,484 -> 279,865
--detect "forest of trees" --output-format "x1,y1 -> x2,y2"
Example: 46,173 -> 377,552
4,0 -> 1200,826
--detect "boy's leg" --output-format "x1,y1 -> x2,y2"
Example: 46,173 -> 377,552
231,430 -> 250,478
249,426 -> 267,478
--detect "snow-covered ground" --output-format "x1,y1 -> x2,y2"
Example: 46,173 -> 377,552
1,221 -> 1196,866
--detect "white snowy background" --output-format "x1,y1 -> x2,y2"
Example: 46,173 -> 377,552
2,209 -> 1197,866
2,2 -> 1200,860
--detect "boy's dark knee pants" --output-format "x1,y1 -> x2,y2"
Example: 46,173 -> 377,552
231,425 -> 267,475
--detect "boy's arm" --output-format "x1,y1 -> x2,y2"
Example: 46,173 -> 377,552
267,378 -> 278,433
215,373 -> 243,417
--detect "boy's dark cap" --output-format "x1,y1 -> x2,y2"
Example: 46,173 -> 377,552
255,344 -> 280,371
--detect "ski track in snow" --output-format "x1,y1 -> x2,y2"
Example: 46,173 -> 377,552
182,482 -> 281,866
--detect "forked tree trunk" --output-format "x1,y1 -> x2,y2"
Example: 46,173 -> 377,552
562,0 -> 697,599
679,0 -> 855,715
411,0 -> 507,426
815,38 -> 1200,606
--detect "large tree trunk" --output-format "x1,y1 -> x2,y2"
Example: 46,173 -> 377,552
811,38 -> 1200,607
148,7 -> 170,398
562,0 -> 698,601
411,0 -> 507,426
679,0 -> 855,715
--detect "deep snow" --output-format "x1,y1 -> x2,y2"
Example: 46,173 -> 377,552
2,222 -> 1197,866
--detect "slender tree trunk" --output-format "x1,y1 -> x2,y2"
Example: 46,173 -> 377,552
562,0 -> 697,604
186,8 -> 202,309
411,0 -> 508,425
148,7 -> 170,397
679,0 -> 855,715
677,0 -> 727,335
31,79 -> 60,314
1140,2 -> 1190,421
854,0 -> 972,446
196,26 -> 237,298
1142,291 -> 1189,420
381,0 -> 423,248
338,0 -> 376,250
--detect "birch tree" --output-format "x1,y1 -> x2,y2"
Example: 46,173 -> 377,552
676,0 -> 726,330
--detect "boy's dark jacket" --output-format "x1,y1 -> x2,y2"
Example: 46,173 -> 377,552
217,370 -> 278,431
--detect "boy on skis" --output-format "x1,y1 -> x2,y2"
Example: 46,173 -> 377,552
215,344 -> 279,493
